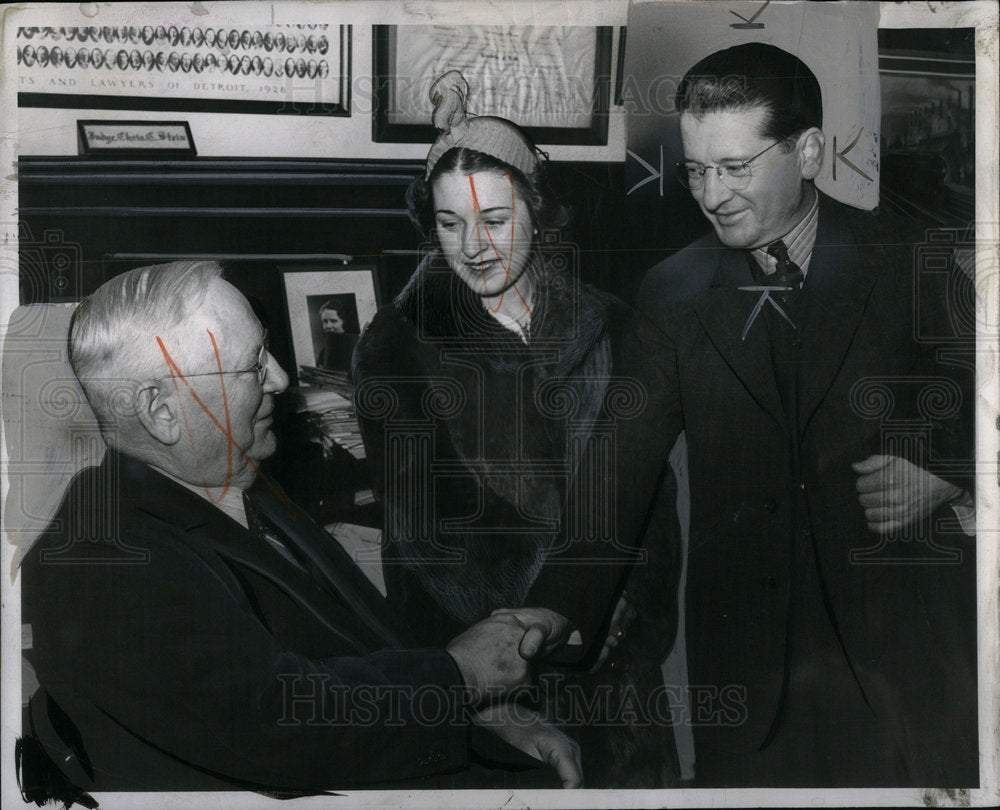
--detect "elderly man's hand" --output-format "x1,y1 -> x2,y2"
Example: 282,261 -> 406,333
489,607 -> 572,660
472,703 -> 583,788
445,608 -> 571,704
852,454 -> 963,534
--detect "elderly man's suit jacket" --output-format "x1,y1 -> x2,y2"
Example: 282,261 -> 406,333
636,193 -> 977,785
20,450 -> 494,793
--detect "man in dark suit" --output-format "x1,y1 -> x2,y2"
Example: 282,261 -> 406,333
636,43 -> 976,787
20,261 -> 581,796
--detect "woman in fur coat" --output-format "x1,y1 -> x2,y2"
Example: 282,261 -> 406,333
353,72 -> 680,786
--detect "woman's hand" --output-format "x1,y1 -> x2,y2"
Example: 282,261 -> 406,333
588,591 -> 636,674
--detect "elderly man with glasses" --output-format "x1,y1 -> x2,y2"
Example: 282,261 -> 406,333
633,43 -> 976,787
19,260 -> 583,797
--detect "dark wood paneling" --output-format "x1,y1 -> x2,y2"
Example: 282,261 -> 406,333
18,158 -> 427,304
18,156 -> 632,305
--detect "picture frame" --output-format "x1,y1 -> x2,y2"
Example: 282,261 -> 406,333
280,264 -> 379,383
877,27 -> 976,227
372,24 -> 613,145
17,23 -> 352,116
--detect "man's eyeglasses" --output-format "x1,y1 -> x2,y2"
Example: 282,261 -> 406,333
676,138 -> 785,191
161,331 -> 269,386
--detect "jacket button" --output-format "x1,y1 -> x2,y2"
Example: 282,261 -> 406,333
763,576 -> 777,590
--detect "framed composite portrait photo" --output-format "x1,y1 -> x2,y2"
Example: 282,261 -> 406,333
16,22 -> 351,115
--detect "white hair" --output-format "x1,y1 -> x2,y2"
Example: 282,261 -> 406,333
69,260 -> 224,426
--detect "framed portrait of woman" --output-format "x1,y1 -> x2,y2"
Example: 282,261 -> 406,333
280,264 -> 379,383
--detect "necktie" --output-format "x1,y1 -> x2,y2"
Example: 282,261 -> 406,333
243,491 -> 309,572
766,240 -> 804,291
749,242 -> 804,424
740,241 -> 803,340
245,484 -> 403,649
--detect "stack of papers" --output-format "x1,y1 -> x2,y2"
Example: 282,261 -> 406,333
298,365 -> 352,399
315,406 -> 366,460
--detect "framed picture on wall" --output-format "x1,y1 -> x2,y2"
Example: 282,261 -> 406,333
280,265 -> 379,383
372,24 -> 613,145
17,23 -> 351,116
877,27 -> 975,226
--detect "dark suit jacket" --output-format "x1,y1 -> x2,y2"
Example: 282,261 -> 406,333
636,193 -> 977,785
21,449 -> 485,793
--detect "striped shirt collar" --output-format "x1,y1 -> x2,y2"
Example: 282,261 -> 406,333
750,187 -> 820,277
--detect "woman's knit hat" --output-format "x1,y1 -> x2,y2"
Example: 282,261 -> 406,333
424,70 -> 540,179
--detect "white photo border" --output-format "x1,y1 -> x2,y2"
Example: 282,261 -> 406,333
1,2 -> 997,808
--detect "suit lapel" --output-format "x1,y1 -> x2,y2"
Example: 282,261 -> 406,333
694,243 -> 786,428
247,479 -> 403,649
190,503 -> 381,652
797,197 -> 883,434
118,452 -> 399,652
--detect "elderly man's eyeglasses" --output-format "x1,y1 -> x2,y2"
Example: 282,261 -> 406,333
675,138 -> 785,191
161,331 -> 269,386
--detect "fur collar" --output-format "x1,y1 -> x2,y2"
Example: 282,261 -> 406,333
394,251 -> 608,375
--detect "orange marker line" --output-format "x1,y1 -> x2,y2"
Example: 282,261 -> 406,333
155,333 -> 295,514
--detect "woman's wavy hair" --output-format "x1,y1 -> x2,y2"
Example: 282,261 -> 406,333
406,147 -> 570,241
